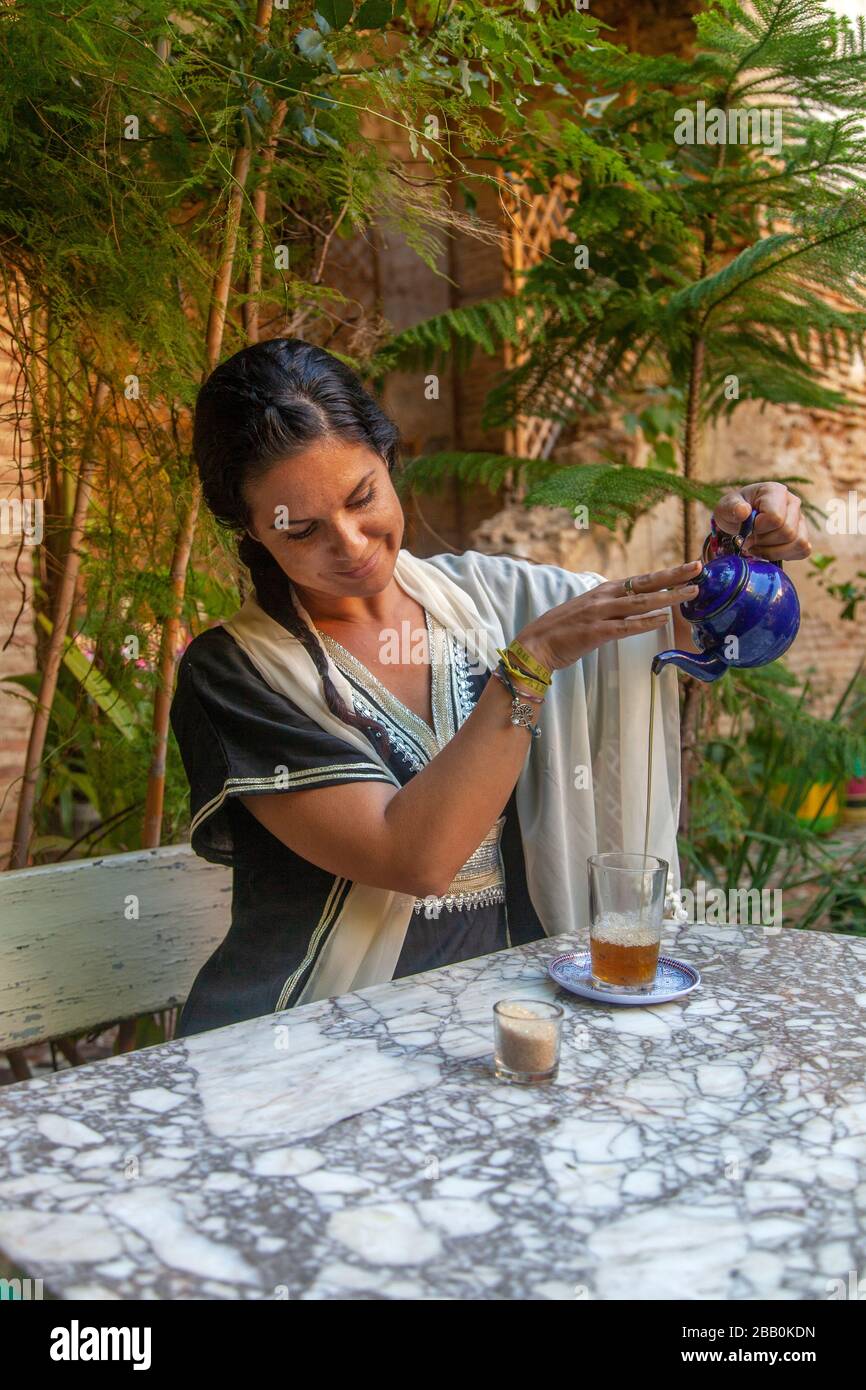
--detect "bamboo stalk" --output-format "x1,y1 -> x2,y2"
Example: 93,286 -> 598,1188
141,0 -> 273,849
9,376 -> 111,869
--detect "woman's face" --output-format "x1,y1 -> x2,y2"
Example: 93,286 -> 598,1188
244,436 -> 405,597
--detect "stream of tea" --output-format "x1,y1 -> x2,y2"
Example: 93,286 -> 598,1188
638,670 -> 658,923
643,670 -> 657,867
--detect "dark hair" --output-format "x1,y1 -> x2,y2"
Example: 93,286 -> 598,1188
193,337 -> 401,758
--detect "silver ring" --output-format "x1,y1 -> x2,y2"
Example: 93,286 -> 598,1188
624,575 -> 635,595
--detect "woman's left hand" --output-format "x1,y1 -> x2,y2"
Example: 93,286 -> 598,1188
712,481 -> 811,562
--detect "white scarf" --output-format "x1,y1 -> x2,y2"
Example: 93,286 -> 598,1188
224,547 -> 681,1005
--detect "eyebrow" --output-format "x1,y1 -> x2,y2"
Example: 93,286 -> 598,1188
271,470 -> 376,528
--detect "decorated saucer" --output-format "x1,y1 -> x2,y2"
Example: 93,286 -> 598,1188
548,950 -> 700,1006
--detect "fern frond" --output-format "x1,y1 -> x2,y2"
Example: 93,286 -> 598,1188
523,463 -> 722,531
394,450 -> 561,498
367,290 -> 590,377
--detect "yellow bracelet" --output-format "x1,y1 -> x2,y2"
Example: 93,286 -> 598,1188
496,650 -> 549,696
497,651 -> 549,693
507,637 -> 552,685
497,650 -> 553,695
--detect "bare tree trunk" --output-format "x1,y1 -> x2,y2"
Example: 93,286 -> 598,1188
141,479 -> 202,847
244,97 -> 288,343
9,377 -> 110,868
682,334 -> 705,564
678,332 -> 705,839
142,0 -> 274,849
239,89 -> 288,603
677,188 -> 719,837
678,677 -> 702,838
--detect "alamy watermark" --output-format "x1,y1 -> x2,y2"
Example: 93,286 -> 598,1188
0,1276 -> 43,1299
826,1269 -> 866,1300
825,490 -> 866,535
377,622 -> 488,675
674,100 -> 782,158
0,496 -> 43,545
668,880 -> 783,930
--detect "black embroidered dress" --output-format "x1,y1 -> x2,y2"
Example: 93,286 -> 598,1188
169,604 -> 544,1038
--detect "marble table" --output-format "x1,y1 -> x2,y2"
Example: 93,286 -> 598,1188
1,923 -> 865,1301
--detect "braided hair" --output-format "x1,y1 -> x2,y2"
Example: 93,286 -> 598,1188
193,337 -> 398,759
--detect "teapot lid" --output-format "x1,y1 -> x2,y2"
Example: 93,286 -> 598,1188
684,506 -> 757,618
684,552 -> 749,619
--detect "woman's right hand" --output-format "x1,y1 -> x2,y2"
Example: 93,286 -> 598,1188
514,560 -> 704,674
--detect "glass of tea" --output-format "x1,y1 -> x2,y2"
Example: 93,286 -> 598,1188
587,852 -> 669,993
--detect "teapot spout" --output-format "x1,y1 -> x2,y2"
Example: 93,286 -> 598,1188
652,648 -> 728,682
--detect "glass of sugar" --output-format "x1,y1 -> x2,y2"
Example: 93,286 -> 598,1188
493,998 -> 564,1084
587,852 -> 669,993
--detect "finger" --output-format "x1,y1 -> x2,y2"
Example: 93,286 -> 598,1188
606,613 -> 671,637
596,582 -> 701,617
713,489 -> 753,534
744,530 -> 812,561
738,481 -> 791,536
613,560 -> 703,595
744,491 -> 802,553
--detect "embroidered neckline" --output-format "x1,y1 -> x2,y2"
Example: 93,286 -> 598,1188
314,607 -> 453,753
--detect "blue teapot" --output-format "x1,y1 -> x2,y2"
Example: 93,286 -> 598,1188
652,509 -> 801,683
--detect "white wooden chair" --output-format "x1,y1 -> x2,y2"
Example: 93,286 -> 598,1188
0,845 -> 231,1059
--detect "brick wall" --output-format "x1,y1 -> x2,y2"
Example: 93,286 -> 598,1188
0,313 -> 36,863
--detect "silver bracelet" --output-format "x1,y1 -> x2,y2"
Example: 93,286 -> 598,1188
492,665 -> 542,739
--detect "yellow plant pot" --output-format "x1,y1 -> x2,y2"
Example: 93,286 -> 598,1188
770,781 -> 841,834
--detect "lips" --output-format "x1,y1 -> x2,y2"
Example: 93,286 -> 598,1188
336,545 -> 381,578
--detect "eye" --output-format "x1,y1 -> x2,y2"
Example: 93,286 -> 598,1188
284,487 -> 376,542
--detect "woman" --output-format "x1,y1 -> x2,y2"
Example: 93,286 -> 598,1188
170,337 -> 810,1038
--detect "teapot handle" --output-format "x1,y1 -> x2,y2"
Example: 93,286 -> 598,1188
703,507 -> 759,563
731,507 -> 758,554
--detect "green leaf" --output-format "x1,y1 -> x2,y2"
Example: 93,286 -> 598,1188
35,614 -> 138,742
29,834 -> 75,856
652,440 -> 677,471
356,0 -> 391,28
316,0 -> 353,29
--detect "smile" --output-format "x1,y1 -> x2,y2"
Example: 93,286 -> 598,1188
336,545 -> 381,579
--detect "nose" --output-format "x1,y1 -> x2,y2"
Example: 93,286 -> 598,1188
328,514 -> 373,564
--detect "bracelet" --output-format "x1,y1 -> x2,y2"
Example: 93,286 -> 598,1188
496,648 -> 549,697
492,666 -> 545,703
493,663 -> 543,739
506,637 -> 552,686
497,641 -> 552,693
497,642 -> 551,685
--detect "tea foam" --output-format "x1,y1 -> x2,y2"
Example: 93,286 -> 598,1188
591,910 -> 659,948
